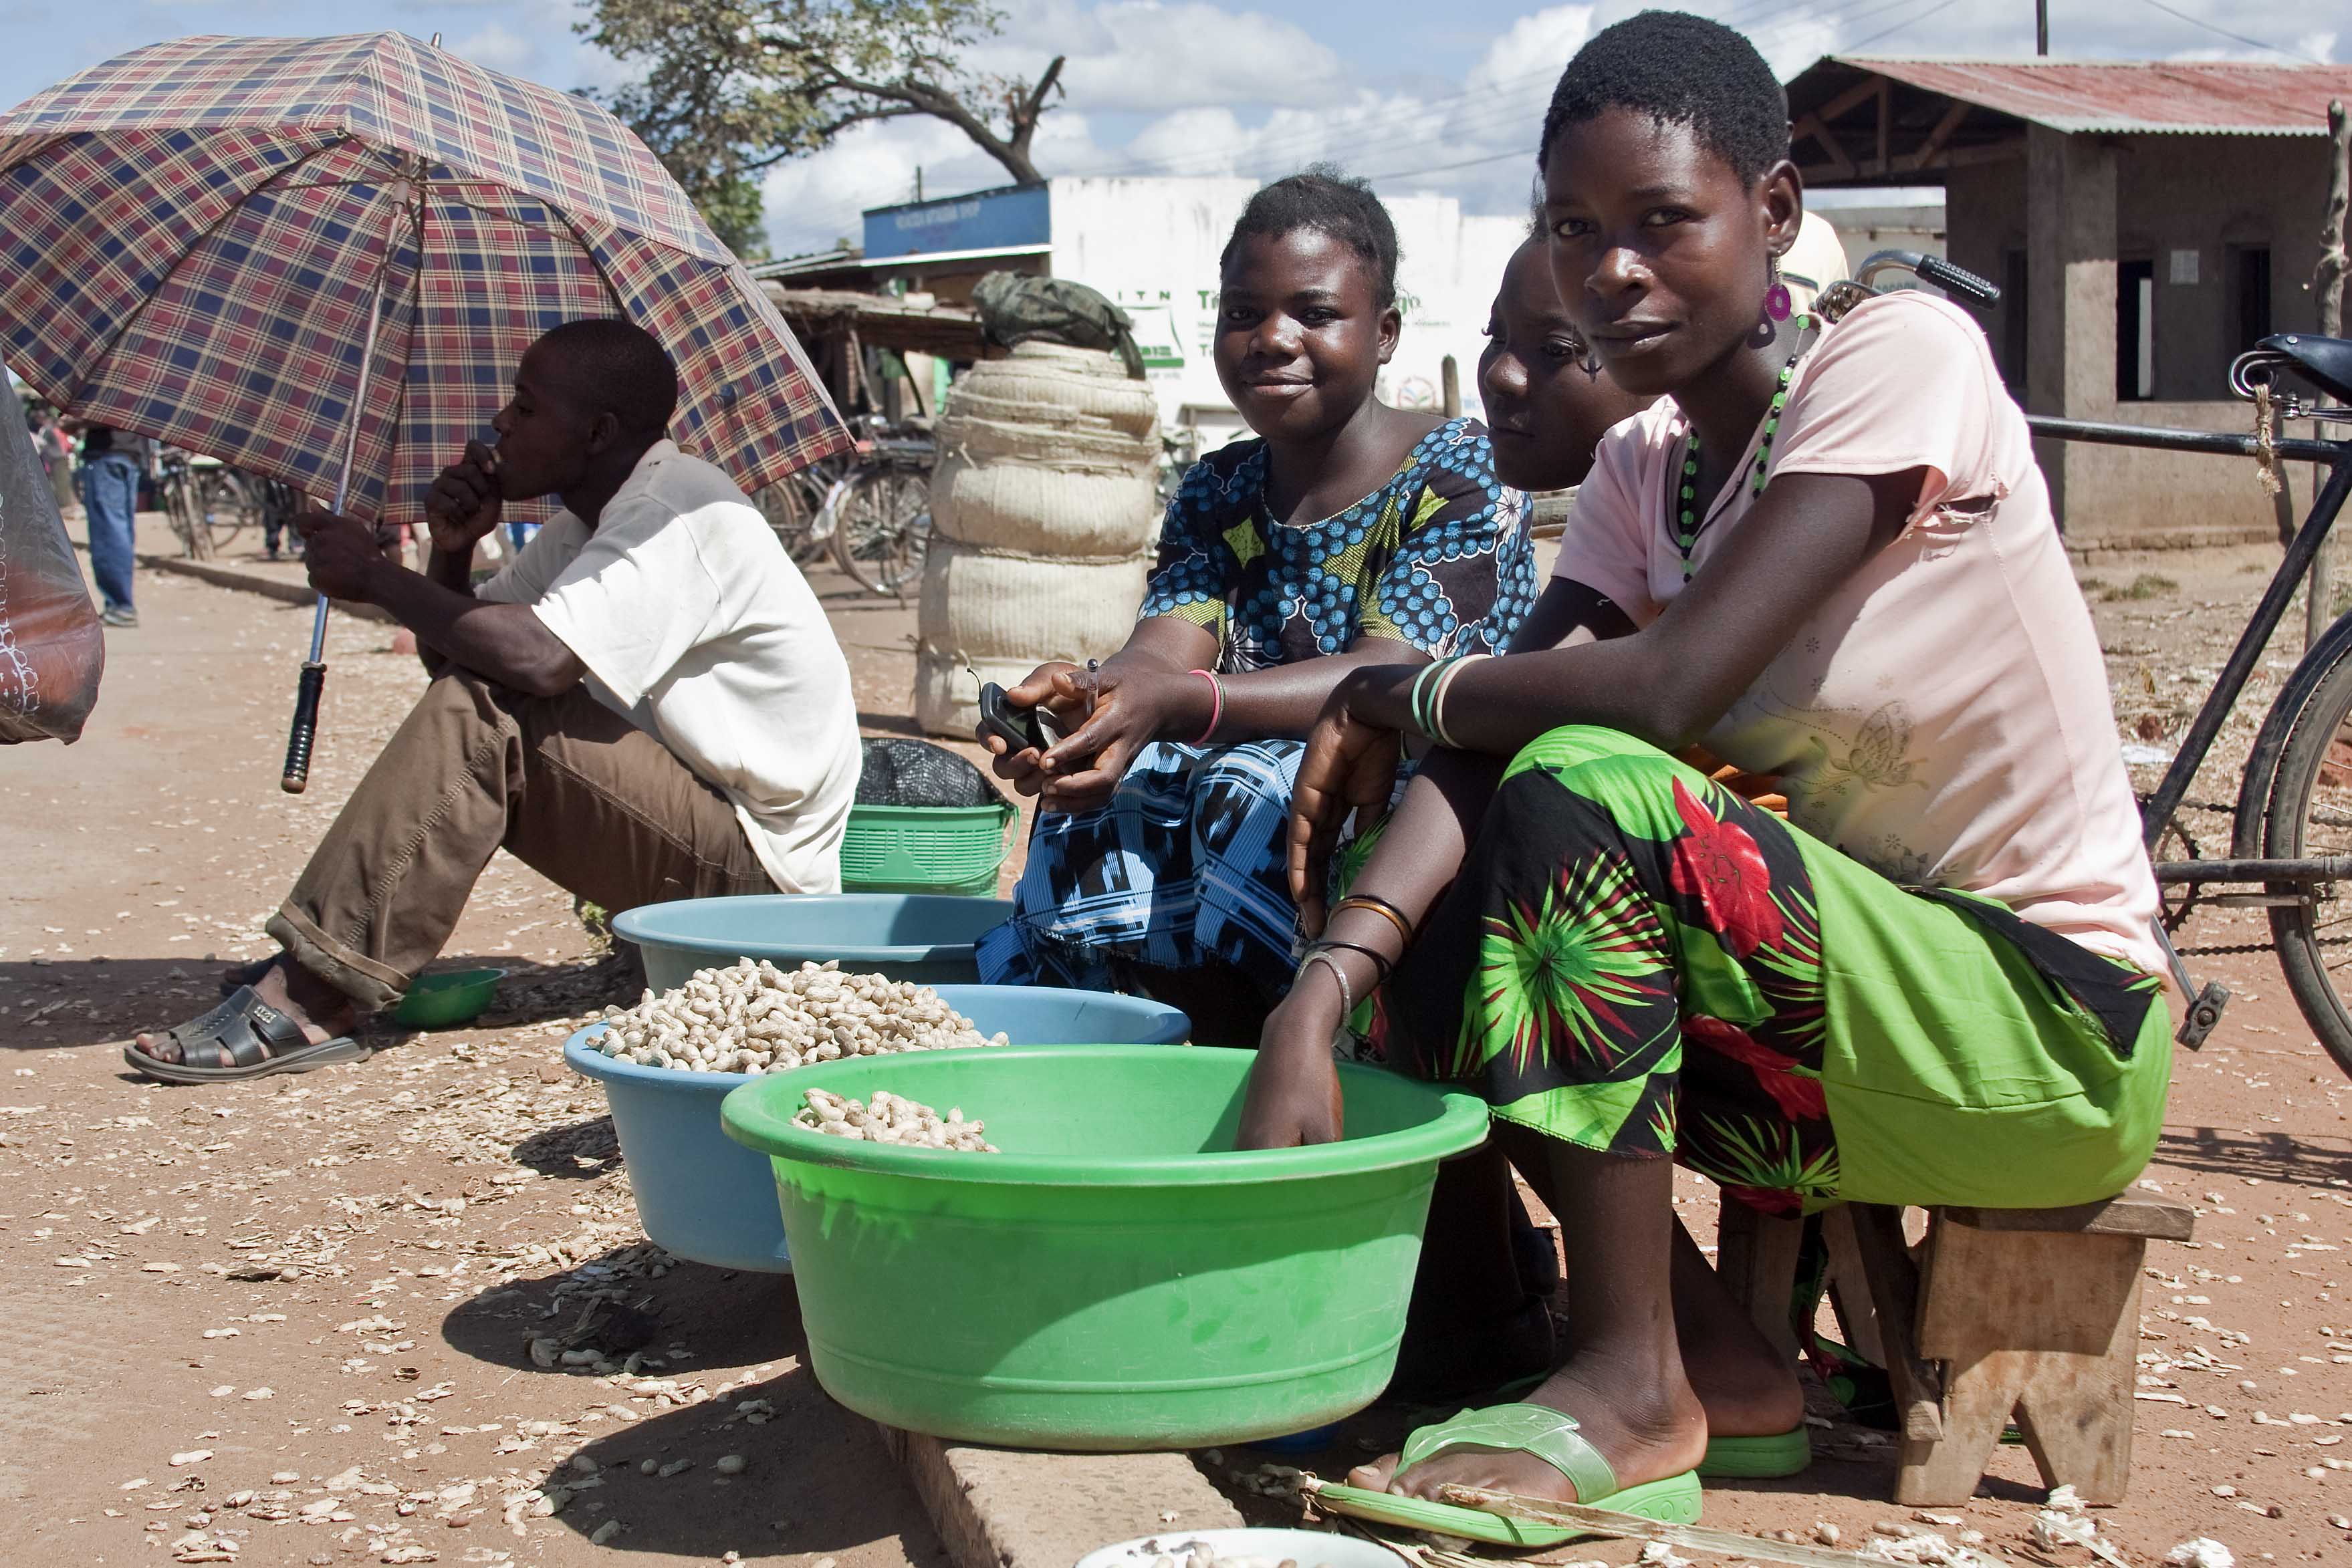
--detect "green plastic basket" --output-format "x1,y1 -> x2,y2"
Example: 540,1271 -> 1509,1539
840,800 -> 1018,897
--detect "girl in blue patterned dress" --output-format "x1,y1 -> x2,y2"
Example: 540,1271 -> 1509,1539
977,167 -> 1535,1043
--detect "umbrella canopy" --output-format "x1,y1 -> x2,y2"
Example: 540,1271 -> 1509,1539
0,32 -> 847,524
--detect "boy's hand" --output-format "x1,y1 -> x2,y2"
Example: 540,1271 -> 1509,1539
297,511 -> 386,602
424,441 -> 503,555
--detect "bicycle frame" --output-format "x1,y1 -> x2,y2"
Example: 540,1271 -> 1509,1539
2022,413 -> 2350,864
2025,410 -> 2352,1045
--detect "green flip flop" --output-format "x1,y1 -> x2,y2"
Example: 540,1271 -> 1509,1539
1314,1402 -> 1703,1548
1698,1426 -> 1812,1478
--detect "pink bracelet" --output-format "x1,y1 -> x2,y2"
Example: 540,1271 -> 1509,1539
1187,668 -> 1223,745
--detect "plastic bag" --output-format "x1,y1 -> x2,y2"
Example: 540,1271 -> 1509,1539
0,416 -> 104,743
969,273 -> 1146,380
854,737 -> 1003,808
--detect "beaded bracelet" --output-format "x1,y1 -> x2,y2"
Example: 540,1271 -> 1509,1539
1186,668 -> 1223,745
1331,893 -> 1415,945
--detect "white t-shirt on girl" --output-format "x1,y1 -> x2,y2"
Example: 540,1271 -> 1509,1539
477,440 -> 860,894
1553,290 -> 2165,980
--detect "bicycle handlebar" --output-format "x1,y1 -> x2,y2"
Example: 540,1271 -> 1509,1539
1852,248 -> 2001,308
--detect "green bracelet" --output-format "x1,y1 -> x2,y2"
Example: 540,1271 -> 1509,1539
1407,657 -> 1456,739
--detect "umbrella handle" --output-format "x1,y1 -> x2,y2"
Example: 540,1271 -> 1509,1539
281,660 -> 327,794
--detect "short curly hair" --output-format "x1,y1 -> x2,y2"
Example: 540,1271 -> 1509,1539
1220,164 -> 1402,309
1538,11 -> 1790,187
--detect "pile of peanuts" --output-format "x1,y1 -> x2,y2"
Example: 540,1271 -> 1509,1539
591,958 -> 1006,1074
793,1087 -> 999,1152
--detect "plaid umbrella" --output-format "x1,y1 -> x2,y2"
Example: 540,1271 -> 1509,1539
0,32 -> 849,787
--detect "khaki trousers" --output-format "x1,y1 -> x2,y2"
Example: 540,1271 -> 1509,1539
268,671 -> 772,1009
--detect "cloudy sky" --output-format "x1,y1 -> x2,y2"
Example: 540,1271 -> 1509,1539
0,0 -> 2341,257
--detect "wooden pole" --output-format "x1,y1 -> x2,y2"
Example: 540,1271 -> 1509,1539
2036,0 -> 2048,55
1440,355 -> 1461,418
2309,100 -> 2347,649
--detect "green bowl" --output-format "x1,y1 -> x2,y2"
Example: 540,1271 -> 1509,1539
721,1044 -> 1490,1450
393,967 -> 507,1029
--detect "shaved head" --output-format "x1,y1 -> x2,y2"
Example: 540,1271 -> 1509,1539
529,318 -> 679,440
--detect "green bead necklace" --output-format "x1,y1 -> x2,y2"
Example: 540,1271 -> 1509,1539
1673,312 -> 1814,580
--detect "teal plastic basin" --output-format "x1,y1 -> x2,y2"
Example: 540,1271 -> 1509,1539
612,894 -> 1014,993
721,1045 -> 1490,1450
564,986 -> 1187,1273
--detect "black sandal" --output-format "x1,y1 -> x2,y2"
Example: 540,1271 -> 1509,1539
124,986 -> 367,1084
217,956 -> 275,997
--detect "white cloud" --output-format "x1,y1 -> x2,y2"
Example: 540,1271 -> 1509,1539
979,0 -> 1351,112
746,0 -> 2351,259
449,21 -> 536,76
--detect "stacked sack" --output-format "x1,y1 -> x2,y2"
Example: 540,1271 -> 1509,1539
916,340 -> 1162,737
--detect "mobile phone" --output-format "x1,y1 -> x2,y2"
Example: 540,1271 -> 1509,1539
977,682 -> 1053,753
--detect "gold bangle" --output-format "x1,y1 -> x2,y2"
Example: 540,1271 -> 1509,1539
1332,894 -> 1413,946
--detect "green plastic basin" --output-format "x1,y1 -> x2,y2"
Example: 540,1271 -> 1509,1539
721,1045 -> 1490,1450
394,966 -> 505,1029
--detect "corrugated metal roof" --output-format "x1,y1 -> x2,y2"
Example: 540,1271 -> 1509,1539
1835,55 -> 2352,135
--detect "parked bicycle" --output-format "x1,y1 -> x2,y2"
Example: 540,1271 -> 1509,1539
752,415 -> 933,596
158,447 -> 263,559
1848,250 -> 2352,1074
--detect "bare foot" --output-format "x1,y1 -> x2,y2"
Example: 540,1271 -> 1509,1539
1348,1353 -> 1708,1505
133,955 -> 360,1067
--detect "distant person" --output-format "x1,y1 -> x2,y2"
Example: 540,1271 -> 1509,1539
975,166 -> 1536,1047
1779,209 -> 1849,314
128,318 -> 862,1083
76,423 -> 140,628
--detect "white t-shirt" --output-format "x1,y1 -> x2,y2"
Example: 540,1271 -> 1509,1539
1553,291 -> 2165,979
477,440 -> 860,894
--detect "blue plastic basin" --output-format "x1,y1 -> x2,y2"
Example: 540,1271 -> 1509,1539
564,985 -> 1189,1273
614,894 -> 1016,993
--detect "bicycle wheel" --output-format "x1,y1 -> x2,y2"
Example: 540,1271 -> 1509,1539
755,475 -> 828,563
207,471 -> 260,547
164,472 -> 207,559
2262,634 -> 2352,1075
832,467 -> 931,596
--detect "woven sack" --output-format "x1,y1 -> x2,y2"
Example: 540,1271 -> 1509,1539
918,537 -> 1145,665
944,343 -> 1161,441
915,651 -> 1040,741
929,449 -> 1161,558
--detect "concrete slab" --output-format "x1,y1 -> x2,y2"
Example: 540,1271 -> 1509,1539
138,551 -> 392,620
879,1426 -> 1244,1568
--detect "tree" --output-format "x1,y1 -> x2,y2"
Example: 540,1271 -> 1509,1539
581,0 -> 1066,257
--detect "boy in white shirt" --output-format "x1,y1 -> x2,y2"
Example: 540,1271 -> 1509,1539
130,319 -> 859,1082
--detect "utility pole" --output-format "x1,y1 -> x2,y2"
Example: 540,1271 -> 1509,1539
2036,0 -> 2048,55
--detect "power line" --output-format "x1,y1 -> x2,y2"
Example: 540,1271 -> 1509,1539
2127,0 -> 2326,66
1845,0 -> 1968,53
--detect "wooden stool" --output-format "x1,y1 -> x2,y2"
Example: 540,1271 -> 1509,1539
1715,1195 -> 2195,1505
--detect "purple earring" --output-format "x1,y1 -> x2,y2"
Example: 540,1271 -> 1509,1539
1764,253 -> 1793,323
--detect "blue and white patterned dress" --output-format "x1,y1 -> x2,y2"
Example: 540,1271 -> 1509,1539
977,418 -> 1533,1006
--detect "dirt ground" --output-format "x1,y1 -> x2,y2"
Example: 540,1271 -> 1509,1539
4,517 -> 2350,1568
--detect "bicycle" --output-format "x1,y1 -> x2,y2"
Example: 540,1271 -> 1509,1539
755,452 -> 848,567
157,448 -> 261,559
818,416 -> 934,598
1842,251 -> 2352,1072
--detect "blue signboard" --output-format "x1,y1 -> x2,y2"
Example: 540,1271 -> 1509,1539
862,182 -> 1052,261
